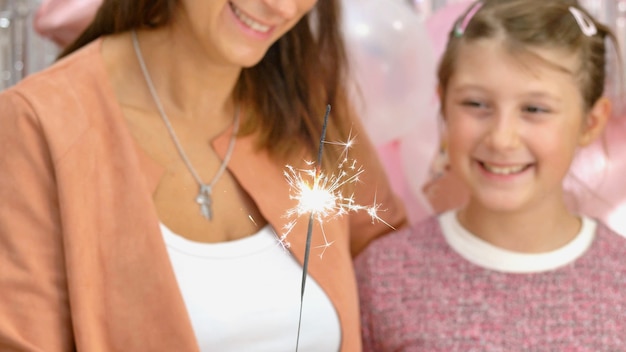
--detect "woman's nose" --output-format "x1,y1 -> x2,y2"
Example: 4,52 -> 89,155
261,0 -> 298,19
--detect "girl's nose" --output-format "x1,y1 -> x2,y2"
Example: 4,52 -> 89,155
485,113 -> 520,151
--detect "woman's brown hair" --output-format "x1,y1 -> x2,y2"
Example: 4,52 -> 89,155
60,0 -> 351,166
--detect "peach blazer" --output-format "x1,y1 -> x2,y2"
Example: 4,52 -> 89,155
0,38 -> 406,351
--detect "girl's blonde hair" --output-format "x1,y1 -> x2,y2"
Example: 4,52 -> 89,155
438,0 -> 620,112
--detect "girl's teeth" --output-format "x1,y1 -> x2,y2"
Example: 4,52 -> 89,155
483,163 -> 527,175
232,3 -> 270,33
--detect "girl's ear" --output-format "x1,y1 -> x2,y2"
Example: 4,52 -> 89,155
579,96 -> 611,146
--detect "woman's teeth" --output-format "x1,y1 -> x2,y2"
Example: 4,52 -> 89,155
482,162 -> 528,175
231,3 -> 270,33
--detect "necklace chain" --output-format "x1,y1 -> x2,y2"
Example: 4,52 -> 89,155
131,30 -> 240,221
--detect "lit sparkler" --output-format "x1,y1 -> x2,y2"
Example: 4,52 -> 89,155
281,113 -> 392,256
289,105 -> 393,351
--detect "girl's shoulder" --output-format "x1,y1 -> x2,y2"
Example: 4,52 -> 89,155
595,221 -> 626,239
588,221 -> 626,261
356,215 -> 446,265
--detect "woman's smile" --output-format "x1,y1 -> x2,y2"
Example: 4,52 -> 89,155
229,2 -> 272,34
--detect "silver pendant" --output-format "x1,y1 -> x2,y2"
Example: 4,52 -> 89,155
195,184 -> 213,220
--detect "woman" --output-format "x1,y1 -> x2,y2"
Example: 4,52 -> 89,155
0,0 -> 406,350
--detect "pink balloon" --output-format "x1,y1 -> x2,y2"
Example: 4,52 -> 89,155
396,99 -> 439,222
376,141 -> 432,224
34,0 -> 101,47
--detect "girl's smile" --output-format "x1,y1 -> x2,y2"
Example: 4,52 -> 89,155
475,160 -> 534,178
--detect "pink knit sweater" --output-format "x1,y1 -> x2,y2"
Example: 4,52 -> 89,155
355,216 -> 626,351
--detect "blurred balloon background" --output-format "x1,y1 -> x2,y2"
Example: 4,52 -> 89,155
341,0 -> 439,221
0,0 -> 57,90
1,0 -> 625,235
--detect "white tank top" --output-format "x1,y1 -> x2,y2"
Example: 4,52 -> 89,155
160,223 -> 341,351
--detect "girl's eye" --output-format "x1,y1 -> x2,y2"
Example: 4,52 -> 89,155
523,105 -> 549,114
461,100 -> 487,109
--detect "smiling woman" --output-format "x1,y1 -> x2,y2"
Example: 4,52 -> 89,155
0,0 -> 407,351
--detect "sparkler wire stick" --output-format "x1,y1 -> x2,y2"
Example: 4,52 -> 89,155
295,104 -> 331,351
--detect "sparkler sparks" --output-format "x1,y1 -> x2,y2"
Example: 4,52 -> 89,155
289,105 -> 393,352
280,124 -> 391,258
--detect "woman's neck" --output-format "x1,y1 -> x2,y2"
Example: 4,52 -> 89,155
457,198 -> 582,253
133,26 -> 241,124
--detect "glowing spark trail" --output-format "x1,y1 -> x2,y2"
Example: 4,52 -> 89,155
281,125 -> 391,256
290,105 -> 392,351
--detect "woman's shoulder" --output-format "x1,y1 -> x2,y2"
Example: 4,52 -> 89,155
8,38 -> 105,98
1,37 -> 110,123
0,37 -> 122,161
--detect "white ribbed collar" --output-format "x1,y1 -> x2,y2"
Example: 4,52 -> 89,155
438,210 -> 596,273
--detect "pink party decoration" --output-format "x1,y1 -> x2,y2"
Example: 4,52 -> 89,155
34,0 -> 101,47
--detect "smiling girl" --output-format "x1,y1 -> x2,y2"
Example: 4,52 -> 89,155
355,0 -> 626,350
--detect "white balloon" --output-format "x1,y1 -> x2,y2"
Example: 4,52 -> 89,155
342,0 -> 438,145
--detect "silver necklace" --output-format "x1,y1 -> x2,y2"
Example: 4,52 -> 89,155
131,30 -> 240,221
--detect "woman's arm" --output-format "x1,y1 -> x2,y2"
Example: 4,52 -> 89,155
0,90 -> 74,350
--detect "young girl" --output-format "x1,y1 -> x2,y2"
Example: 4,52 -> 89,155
355,0 -> 626,350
